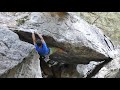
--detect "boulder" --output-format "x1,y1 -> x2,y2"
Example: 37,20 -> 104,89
0,12 -> 117,78
14,12 -> 115,64
0,27 -> 42,78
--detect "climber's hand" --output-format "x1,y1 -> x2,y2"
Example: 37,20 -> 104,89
30,29 -> 34,33
36,31 -> 40,35
30,29 -> 37,33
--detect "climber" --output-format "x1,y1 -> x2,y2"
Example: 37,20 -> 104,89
32,31 -> 57,67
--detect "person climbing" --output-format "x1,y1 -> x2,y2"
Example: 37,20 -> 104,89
32,31 -> 57,67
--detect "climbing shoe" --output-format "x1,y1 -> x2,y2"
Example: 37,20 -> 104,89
47,60 -> 58,67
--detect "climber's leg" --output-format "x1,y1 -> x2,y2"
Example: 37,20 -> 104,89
44,48 -> 59,67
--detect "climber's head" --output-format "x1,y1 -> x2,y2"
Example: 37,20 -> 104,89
36,39 -> 42,47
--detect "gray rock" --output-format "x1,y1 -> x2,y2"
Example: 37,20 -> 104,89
0,27 -> 42,78
93,49 -> 120,78
0,12 -> 117,78
77,61 -> 102,78
16,12 -> 115,64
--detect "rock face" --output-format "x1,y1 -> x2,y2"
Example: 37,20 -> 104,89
93,49 -> 120,78
0,27 -> 42,78
79,12 -> 120,46
15,12 -> 114,64
0,12 -> 118,78
77,61 -> 102,78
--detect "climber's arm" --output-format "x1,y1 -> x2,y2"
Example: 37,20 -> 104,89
36,32 -> 45,43
32,32 -> 36,45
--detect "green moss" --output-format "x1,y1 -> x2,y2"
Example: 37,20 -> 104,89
49,47 -> 59,55
16,19 -> 25,26
24,16 -> 28,19
16,16 -> 29,26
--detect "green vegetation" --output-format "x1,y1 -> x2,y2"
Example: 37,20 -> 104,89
16,16 -> 29,26
49,47 -> 59,55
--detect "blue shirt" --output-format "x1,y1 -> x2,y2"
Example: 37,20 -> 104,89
35,42 -> 49,56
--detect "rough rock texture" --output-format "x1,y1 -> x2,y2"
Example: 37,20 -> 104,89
0,27 -> 42,78
8,12 -> 116,78
12,30 -> 82,78
93,49 -> 120,78
15,12 -> 115,64
7,12 -> 116,78
77,61 -> 102,78
0,12 -> 118,78
79,12 -> 120,46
